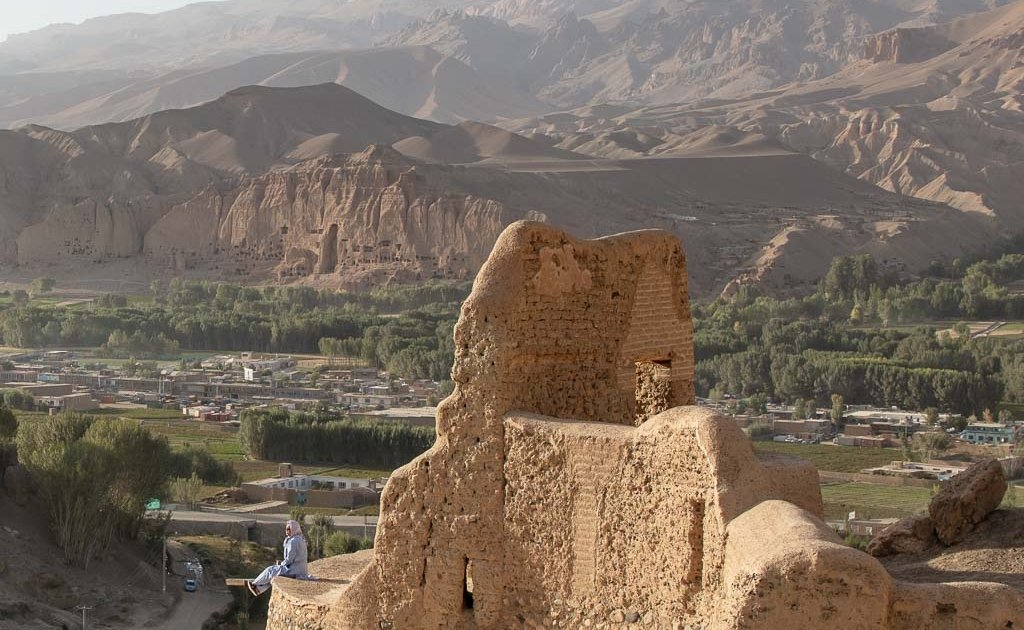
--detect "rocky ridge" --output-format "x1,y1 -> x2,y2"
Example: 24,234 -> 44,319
0,80 -> 990,296
390,0 -> 1013,108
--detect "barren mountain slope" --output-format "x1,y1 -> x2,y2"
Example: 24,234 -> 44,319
0,47 -> 549,129
0,494 -> 172,630
0,0 -> 480,73
391,0 -> 1013,108
1,0 -> 1012,133
0,82 -> 997,297
503,1 -> 1024,235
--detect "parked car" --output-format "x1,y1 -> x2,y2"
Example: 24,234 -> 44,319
184,579 -> 197,592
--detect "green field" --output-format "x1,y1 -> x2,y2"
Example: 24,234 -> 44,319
821,482 -> 933,520
822,480 -> 1024,520
92,407 -> 185,420
753,442 -> 909,473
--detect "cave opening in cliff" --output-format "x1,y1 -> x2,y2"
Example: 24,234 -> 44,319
462,558 -> 474,610
318,224 -> 339,273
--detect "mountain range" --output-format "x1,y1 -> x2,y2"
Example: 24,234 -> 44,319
0,0 -> 1020,296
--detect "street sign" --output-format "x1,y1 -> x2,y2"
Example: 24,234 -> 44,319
145,499 -> 161,510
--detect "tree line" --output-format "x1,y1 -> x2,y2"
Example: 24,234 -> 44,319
12,413 -> 238,566
0,279 -> 466,381
696,251 -> 1024,415
239,407 -> 434,469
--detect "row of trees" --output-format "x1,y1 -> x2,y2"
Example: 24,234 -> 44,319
822,252 -> 1024,322
239,407 -> 434,468
695,251 -> 1024,413
699,346 -> 1003,415
0,280 -> 464,381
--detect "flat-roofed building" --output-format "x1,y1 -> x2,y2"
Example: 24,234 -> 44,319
7,383 -> 74,396
962,422 -> 1016,444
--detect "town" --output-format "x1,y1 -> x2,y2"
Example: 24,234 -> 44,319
0,348 -> 442,422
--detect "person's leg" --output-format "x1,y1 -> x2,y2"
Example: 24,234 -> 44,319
249,564 -> 282,595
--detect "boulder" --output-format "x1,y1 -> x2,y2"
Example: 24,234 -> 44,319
929,459 -> 1006,545
867,514 -> 936,557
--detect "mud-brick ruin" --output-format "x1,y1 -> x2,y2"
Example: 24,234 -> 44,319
267,222 -> 1024,629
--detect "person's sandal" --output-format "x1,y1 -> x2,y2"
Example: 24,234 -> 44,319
246,581 -> 260,597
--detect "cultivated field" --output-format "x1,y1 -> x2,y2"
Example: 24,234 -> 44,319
820,482 -> 933,520
753,442 -> 909,473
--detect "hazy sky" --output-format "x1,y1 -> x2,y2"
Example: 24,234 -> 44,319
1,1 -> 196,41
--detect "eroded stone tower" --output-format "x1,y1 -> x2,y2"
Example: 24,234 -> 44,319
267,222 -> 1023,630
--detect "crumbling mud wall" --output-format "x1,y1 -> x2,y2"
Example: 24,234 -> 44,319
500,409 -> 821,629
267,221 -> 1024,630
326,221 -> 703,629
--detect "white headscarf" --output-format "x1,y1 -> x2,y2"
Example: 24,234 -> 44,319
286,519 -> 303,537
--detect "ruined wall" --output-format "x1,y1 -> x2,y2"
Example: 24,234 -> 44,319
267,221 -> 1022,630
323,222 -> 701,630
500,410 -> 820,629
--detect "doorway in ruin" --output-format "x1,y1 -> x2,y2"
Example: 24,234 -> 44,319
635,359 -> 673,424
318,224 -> 339,273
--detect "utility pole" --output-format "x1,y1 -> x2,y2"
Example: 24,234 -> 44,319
162,536 -> 167,593
75,605 -> 93,630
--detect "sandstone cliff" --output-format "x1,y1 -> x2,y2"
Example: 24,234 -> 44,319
864,27 -> 956,63
143,148 -> 514,285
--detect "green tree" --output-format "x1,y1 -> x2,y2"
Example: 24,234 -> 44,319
830,394 -> 845,430
924,407 -> 939,427
324,531 -> 373,556
747,422 -> 773,441
305,513 -> 334,560
792,398 -> 807,421
2,389 -> 34,411
950,415 -> 969,432
17,414 -> 171,566
11,290 -> 28,307
30,277 -> 56,297
746,393 -> 767,415
0,406 -> 16,440
170,472 -> 203,510
849,302 -> 864,325
914,432 -> 951,462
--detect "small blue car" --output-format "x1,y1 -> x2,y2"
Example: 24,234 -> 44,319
184,579 -> 198,592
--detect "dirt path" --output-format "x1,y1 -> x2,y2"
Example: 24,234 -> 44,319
149,586 -> 231,630
147,541 -> 232,630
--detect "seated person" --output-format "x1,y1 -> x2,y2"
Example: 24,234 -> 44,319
248,519 -> 309,596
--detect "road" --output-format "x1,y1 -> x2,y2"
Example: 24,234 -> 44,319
150,541 -> 232,630
167,509 -> 378,544
973,321 -> 1007,338
169,509 -> 377,528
